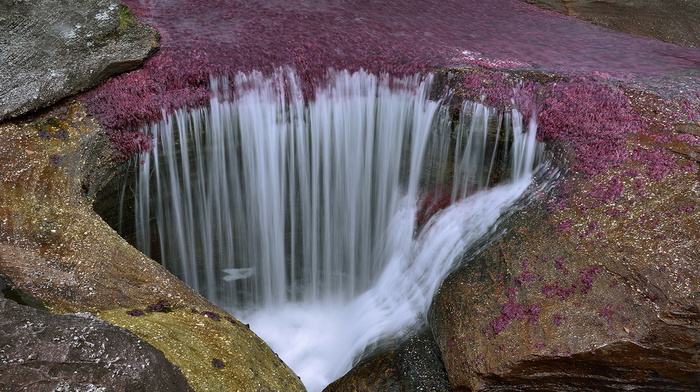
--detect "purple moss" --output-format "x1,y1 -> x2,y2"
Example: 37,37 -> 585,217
146,299 -> 172,313
585,177 -> 625,210
490,288 -> 541,334
579,266 -> 601,294
126,309 -> 144,317
537,79 -> 644,178
556,219 -> 573,233
109,129 -> 153,161
37,129 -> 52,140
49,154 -> 61,165
631,146 -> 676,181
527,304 -> 541,324
541,281 -> 576,300
55,129 -> 69,141
552,313 -> 565,326
202,311 -> 221,321
554,257 -> 569,274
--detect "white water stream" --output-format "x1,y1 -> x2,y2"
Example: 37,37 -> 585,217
132,69 -> 542,391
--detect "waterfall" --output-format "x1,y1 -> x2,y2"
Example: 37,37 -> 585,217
131,69 -> 543,391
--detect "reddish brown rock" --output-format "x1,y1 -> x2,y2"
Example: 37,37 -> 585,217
520,0 -> 700,47
429,104 -> 700,390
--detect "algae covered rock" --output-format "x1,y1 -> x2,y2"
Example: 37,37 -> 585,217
0,0 -> 159,120
0,102 -> 306,391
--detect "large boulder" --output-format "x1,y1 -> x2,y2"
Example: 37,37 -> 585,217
520,0 -> 700,47
0,101 -> 306,392
429,70 -> 700,390
0,0 -> 159,121
0,295 -> 194,392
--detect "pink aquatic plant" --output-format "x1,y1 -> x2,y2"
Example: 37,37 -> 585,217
83,0 -> 698,159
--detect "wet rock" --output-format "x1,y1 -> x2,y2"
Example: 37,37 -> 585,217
0,295 -> 194,392
520,0 -> 700,47
0,102 -> 306,391
0,0 -> 158,121
429,144 -> 700,390
325,330 -> 452,392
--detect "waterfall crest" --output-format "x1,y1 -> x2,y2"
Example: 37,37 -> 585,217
132,69 -> 543,390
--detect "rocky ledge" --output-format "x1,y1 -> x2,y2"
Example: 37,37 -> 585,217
0,0 -> 159,121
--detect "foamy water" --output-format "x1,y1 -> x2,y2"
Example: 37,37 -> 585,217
239,179 -> 532,391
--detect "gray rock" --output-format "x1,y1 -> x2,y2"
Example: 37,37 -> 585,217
0,296 -> 194,392
325,330 -> 451,392
0,0 -> 158,121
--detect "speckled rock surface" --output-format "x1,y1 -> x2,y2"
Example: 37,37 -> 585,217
520,0 -> 700,47
0,102 -> 306,392
0,295 -> 194,392
0,0 -> 158,121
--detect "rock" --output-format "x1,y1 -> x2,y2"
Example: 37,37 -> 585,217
325,330 -> 452,392
520,0 -> 700,47
0,0 -> 159,121
429,111 -> 700,390
0,101 -> 306,391
0,295 -> 194,392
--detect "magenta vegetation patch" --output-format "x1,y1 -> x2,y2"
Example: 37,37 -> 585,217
82,0 -> 700,162
461,73 -> 645,177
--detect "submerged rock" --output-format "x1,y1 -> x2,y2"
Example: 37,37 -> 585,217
0,295 -> 194,391
520,0 -> 700,47
0,0 -> 158,121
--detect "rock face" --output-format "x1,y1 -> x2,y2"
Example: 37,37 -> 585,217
0,102 -> 306,391
520,0 -> 700,47
0,0 -> 158,121
0,295 -> 194,392
429,73 -> 700,390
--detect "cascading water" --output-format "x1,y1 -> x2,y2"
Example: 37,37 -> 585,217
130,69 -> 543,391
